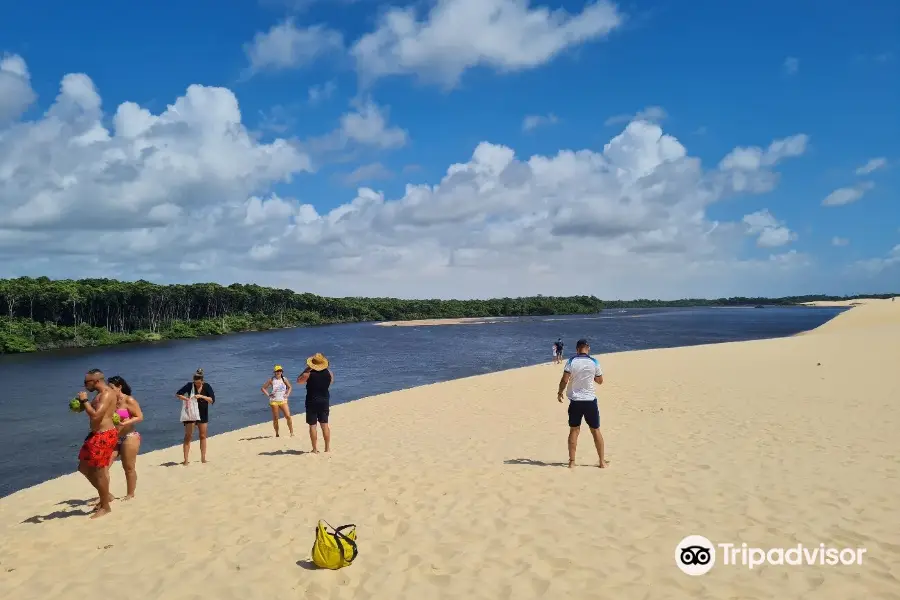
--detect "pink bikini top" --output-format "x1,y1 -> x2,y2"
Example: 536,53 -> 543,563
116,408 -> 130,420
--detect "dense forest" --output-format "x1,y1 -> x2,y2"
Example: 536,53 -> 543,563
0,277 -> 893,354
598,294 -> 897,308
0,277 -> 603,353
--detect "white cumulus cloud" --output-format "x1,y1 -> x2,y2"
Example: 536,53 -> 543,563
522,113 -> 558,131
351,0 -> 624,88
742,210 -> 798,248
855,157 -> 887,175
605,105 -> 667,127
9,55 -> 889,299
822,181 -> 875,206
0,53 -> 38,123
244,19 -> 343,73
308,81 -> 337,105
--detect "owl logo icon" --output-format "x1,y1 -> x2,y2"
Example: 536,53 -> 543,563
675,535 -> 716,575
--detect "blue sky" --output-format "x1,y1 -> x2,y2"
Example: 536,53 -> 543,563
0,0 -> 897,298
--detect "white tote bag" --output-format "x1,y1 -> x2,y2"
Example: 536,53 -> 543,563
180,385 -> 201,422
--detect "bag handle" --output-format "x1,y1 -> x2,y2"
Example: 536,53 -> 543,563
334,524 -> 358,564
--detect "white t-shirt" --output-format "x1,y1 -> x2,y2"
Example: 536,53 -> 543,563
564,354 -> 603,401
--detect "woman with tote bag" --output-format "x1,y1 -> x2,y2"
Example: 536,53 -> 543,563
175,368 -> 215,465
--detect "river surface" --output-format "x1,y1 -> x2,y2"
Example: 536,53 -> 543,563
0,306 -> 845,497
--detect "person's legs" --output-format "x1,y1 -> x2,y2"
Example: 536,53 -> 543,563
589,429 -> 607,467
120,434 -> 140,498
182,423 -> 194,465
78,459 -> 100,493
584,400 -> 607,468
78,435 -> 108,506
92,465 -> 112,519
79,429 -> 117,518
305,402 -> 318,452
280,404 -> 294,436
567,427 -> 581,467
318,403 -> 331,452
198,423 -> 209,463
567,402 -> 584,468
270,405 -> 281,437
321,424 -> 331,452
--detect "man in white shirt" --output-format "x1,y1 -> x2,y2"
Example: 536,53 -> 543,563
557,338 -> 607,468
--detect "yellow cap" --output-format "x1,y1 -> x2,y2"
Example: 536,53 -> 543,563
274,365 -> 283,372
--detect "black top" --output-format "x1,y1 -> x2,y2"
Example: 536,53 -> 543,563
306,369 -> 331,402
177,381 -> 216,404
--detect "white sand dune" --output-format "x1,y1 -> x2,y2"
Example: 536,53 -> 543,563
1,299 -> 898,599
376,317 -> 506,326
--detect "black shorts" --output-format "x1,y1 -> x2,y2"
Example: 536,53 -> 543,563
568,399 -> 600,429
305,399 -> 330,425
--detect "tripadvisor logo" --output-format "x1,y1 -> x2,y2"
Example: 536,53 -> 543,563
675,535 -> 867,575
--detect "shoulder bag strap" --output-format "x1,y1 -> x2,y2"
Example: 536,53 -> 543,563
334,524 -> 359,564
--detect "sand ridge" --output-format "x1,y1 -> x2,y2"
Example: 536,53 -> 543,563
375,317 -> 508,327
1,299 -> 898,599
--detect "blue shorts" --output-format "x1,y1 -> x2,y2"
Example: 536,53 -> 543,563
568,399 -> 600,429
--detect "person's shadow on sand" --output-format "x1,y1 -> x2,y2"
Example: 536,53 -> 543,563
240,436 -> 271,442
22,508 -> 92,524
504,458 -> 570,468
56,498 -> 95,507
158,461 -> 181,467
259,449 -> 305,456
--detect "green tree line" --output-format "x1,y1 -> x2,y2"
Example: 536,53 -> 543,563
0,277 -> 604,353
599,294 -> 897,308
0,277 -> 893,354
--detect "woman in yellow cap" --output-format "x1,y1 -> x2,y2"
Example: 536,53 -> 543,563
296,353 -> 333,453
261,365 -> 294,437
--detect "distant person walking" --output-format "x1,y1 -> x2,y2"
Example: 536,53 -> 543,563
556,339 -> 607,469
107,375 -> 143,500
262,365 -> 294,437
76,369 -> 118,519
176,368 -> 216,465
553,338 -> 565,364
296,353 -> 333,453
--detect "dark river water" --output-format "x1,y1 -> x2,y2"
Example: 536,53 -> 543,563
0,306 -> 844,497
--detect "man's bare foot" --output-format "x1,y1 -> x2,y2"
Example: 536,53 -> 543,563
182,461 -> 190,466
311,449 -> 319,454
568,459 -> 576,469
598,459 -> 609,468
201,459 -> 208,464
90,507 -> 111,519
92,495 -> 115,509
122,495 -> 134,501
324,448 -> 330,453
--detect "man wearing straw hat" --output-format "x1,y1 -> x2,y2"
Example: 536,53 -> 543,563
296,353 -> 334,453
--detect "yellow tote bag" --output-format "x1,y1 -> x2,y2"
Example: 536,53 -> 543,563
311,521 -> 358,570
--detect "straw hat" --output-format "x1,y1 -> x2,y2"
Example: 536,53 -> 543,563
306,353 -> 329,371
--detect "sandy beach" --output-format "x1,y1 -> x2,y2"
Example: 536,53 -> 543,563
1,299 -> 898,599
375,317 -> 507,327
